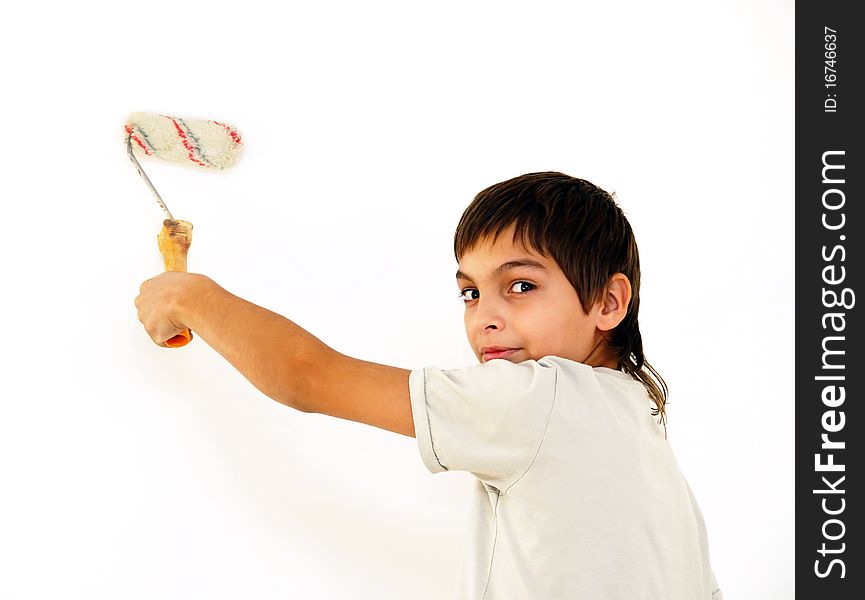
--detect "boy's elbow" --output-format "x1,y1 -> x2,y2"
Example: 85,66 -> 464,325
263,374 -> 318,415
290,396 -> 319,414
255,384 -> 309,413
268,347 -> 412,435
282,345 -> 342,415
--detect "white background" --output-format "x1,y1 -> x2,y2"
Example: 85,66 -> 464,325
0,1 -> 793,598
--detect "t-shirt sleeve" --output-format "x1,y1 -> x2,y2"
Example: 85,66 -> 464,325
409,358 -> 558,490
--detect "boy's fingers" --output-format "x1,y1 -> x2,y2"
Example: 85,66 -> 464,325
133,278 -> 186,347
148,323 -> 184,348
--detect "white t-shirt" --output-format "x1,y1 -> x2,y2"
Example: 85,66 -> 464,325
409,356 -> 722,600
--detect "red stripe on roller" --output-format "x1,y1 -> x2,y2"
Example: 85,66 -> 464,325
125,125 -> 151,155
165,116 -> 207,167
211,121 -> 242,145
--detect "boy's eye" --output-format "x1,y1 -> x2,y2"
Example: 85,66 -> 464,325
457,282 -> 535,302
510,281 -> 535,294
458,288 -> 479,302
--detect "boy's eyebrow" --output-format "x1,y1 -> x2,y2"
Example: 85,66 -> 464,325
455,259 -> 548,281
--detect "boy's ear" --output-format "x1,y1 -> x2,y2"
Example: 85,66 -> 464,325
597,273 -> 632,332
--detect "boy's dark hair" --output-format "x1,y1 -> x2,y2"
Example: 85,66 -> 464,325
454,171 -> 668,425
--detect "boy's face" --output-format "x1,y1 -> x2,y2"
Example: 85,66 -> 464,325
456,224 -> 616,368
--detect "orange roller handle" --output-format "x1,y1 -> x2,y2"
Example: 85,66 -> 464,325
157,219 -> 194,348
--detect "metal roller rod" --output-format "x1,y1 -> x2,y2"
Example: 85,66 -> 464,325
126,136 -> 175,221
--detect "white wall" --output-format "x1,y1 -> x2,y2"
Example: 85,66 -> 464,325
0,1 -> 793,598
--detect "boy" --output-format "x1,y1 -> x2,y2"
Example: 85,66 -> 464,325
135,172 -> 722,599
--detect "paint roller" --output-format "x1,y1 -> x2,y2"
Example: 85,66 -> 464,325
125,112 -> 243,347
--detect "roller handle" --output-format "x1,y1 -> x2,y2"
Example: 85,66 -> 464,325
157,219 -> 194,348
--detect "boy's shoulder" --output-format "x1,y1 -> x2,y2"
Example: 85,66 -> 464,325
418,355 -> 641,401
483,355 -> 636,381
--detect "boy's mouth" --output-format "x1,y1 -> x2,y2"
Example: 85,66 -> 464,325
481,347 -> 521,362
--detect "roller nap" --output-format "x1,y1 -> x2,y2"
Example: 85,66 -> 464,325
125,112 -> 242,169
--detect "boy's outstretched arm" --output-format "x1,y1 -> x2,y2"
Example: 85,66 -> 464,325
135,272 -> 415,437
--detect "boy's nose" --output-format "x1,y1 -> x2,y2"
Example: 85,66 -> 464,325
472,297 -> 506,331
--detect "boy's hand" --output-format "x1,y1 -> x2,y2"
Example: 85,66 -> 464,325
134,272 -> 215,347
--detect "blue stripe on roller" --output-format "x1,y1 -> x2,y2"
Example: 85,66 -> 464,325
176,118 -> 215,167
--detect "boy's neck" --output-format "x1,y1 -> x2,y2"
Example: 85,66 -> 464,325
582,335 -> 618,369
